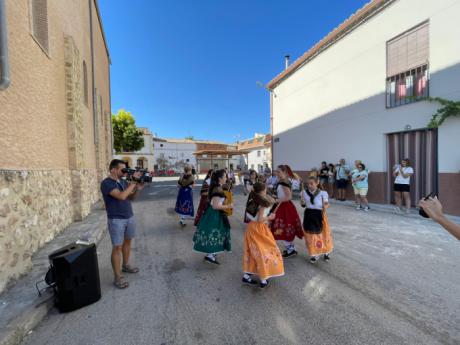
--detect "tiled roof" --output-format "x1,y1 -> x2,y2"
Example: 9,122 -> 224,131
267,0 -> 393,89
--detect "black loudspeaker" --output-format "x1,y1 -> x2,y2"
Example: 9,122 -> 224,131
48,242 -> 101,312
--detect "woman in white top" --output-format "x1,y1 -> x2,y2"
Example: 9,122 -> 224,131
393,158 -> 414,214
270,165 -> 303,258
300,176 -> 334,263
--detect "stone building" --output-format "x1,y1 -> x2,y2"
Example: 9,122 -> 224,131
268,0 -> 460,215
0,0 -> 112,292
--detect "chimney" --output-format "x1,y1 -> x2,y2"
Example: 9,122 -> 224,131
284,55 -> 290,70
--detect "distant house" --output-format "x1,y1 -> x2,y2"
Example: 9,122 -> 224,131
237,133 -> 272,173
268,0 -> 460,215
113,127 -> 155,170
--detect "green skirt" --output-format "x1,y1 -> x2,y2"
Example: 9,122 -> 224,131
193,207 -> 231,254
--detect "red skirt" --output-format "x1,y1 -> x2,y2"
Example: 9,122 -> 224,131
194,195 -> 209,226
270,201 -> 303,241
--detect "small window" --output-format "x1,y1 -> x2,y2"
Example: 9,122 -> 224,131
257,151 -> 261,157
137,159 -> 144,169
83,61 -> 88,106
386,22 -> 429,108
160,144 -> 164,147
31,0 -> 49,54
160,153 -> 165,159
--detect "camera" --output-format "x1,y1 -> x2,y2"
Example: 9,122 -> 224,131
121,168 -> 153,183
419,192 -> 435,218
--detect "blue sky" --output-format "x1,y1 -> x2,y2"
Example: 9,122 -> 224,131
99,0 -> 369,143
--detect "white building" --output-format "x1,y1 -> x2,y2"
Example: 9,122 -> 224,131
237,133 -> 272,173
152,137 -> 197,171
268,0 -> 460,215
114,128 -> 155,171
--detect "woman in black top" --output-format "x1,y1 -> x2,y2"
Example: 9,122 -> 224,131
319,161 -> 329,191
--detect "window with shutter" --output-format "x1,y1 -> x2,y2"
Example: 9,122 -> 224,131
31,0 -> 49,54
386,21 -> 429,108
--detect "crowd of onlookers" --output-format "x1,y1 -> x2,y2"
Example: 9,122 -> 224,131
232,157 -> 420,214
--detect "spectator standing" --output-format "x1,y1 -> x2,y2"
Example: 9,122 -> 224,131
327,164 -> 336,199
393,158 -> 414,214
319,162 -> 329,191
335,159 -> 351,201
351,163 -> 370,211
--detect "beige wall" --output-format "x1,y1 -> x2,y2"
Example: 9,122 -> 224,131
0,0 -> 112,293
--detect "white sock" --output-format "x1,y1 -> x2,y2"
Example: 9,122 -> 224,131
260,279 -> 267,284
206,253 -> 215,260
243,273 -> 251,280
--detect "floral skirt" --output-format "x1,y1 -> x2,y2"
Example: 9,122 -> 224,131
270,201 -> 303,241
243,221 -> 284,280
193,208 -> 231,254
303,212 -> 334,256
194,195 -> 208,226
175,187 -> 194,217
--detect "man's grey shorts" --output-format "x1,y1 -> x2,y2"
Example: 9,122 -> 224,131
107,217 -> 136,246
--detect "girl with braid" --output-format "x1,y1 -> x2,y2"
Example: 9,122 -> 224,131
193,169 -> 233,265
270,165 -> 303,258
242,182 -> 284,289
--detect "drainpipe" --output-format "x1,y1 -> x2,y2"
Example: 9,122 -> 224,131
0,0 -> 11,90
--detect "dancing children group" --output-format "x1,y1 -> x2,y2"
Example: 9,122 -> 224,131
175,164 -> 333,289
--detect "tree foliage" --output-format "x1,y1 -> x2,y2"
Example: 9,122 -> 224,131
112,109 -> 145,153
425,97 -> 460,128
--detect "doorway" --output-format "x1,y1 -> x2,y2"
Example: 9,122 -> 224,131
386,129 -> 438,205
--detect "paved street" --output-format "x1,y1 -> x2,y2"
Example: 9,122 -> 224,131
22,179 -> 460,345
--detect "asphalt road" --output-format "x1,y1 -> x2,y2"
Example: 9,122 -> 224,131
22,179 -> 460,345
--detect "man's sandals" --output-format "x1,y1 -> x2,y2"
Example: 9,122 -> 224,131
113,266 -> 139,289
122,265 -> 140,274
114,278 -> 129,289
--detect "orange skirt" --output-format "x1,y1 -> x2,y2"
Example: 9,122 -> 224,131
303,213 -> 334,256
243,221 -> 285,280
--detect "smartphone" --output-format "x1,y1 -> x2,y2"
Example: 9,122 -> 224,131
419,192 -> 435,218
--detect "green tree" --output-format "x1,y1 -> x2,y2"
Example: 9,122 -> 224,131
185,136 -> 195,140
112,109 -> 145,153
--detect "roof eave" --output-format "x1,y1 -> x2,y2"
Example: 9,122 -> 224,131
267,0 -> 395,90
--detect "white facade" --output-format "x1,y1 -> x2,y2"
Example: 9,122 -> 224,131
153,138 -> 197,171
113,129 -> 155,171
238,133 -> 272,173
270,0 -> 460,214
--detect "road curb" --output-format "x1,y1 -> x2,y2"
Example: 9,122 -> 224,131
0,208 -> 107,345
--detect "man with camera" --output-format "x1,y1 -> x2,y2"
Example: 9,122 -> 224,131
101,159 -> 145,289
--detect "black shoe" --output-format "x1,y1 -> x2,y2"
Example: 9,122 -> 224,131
204,256 -> 220,265
282,250 -> 298,258
309,256 -> 319,264
242,276 -> 258,286
259,280 -> 269,289
323,254 -> 330,261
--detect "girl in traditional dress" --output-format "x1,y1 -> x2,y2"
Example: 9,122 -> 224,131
301,176 -> 334,263
243,170 -> 259,223
175,166 -> 195,227
270,165 -> 303,258
243,182 -> 284,289
193,169 -> 233,265
194,169 -> 214,226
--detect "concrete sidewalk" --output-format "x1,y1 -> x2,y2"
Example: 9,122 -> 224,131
0,203 -> 107,345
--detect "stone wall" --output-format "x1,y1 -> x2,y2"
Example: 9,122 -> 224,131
0,170 -> 72,292
0,169 -> 101,293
